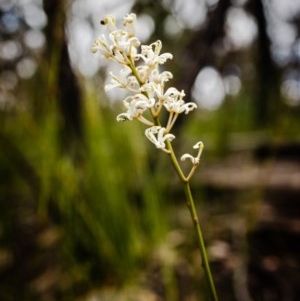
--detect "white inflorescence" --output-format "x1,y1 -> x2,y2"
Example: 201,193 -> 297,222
92,13 -> 201,159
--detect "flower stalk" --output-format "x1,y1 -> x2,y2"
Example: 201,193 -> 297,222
92,13 -> 218,301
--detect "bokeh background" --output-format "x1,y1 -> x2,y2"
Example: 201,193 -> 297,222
1,0 -> 300,300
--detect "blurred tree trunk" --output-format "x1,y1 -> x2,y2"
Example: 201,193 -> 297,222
178,0 -> 231,101
43,0 -> 83,154
246,0 -> 281,128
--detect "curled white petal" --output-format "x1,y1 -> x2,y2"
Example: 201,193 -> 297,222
116,113 -> 131,122
182,102 -> 197,114
116,112 -> 154,126
193,141 -> 204,149
181,154 -> 199,165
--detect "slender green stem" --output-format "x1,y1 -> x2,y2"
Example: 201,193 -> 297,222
129,58 -> 218,301
183,182 -> 219,301
164,140 -> 218,300
165,139 -> 186,182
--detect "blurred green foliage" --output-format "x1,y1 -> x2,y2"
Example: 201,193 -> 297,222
0,84 -> 169,299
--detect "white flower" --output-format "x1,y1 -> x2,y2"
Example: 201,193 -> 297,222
122,13 -> 137,37
135,65 -> 149,83
138,40 -> 173,67
100,15 -> 117,32
163,87 -> 184,101
91,33 -> 140,64
163,88 -> 197,114
135,64 -> 173,85
145,126 -> 175,151
163,87 -> 184,111
180,141 -> 204,165
164,99 -> 197,114
116,94 -> 155,125
140,82 -> 163,99
108,31 -> 140,63
150,69 -> 173,84
93,14 -> 141,64
91,34 -> 112,58
105,67 -> 139,92
110,31 -> 140,53
124,94 -> 155,116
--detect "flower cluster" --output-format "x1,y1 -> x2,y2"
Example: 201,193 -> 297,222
92,13 -> 202,166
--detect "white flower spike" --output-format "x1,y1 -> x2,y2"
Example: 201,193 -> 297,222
92,13 -> 201,159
